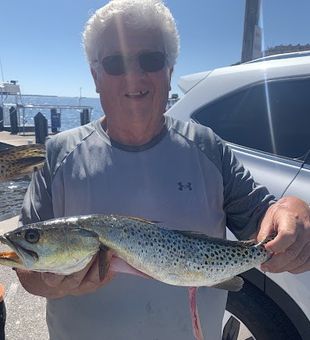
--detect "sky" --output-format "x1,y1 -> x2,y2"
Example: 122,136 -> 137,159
0,0 -> 309,98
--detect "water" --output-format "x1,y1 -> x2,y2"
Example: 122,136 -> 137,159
0,179 -> 29,222
1,94 -> 103,130
0,95 -> 102,221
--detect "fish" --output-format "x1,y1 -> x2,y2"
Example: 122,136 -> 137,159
0,144 -> 46,181
0,214 -> 272,340
0,214 -> 271,287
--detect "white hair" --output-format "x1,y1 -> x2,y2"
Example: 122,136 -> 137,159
82,0 -> 180,69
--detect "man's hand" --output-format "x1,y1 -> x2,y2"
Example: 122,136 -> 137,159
257,196 -> 310,274
16,249 -> 115,299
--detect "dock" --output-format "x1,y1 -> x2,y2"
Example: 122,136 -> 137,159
1,80 -> 94,146
0,130 -> 35,147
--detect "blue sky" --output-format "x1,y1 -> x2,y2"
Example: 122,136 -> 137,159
0,0 -> 309,98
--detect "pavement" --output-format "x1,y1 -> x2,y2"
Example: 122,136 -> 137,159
0,216 -> 49,340
0,133 -> 48,339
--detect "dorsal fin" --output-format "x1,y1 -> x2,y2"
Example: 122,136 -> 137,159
127,216 -> 159,225
172,230 -> 240,246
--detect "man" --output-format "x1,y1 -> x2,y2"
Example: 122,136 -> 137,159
17,1 -> 310,339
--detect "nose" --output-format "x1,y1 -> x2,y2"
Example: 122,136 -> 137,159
124,57 -> 145,75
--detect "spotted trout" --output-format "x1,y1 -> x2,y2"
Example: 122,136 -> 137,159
0,144 -> 46,181
0,214 -> 271,285
0,214 -> 272,340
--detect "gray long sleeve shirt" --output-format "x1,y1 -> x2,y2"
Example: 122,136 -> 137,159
20,116 -> 274,340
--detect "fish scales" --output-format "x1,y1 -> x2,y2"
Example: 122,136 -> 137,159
75,215 -> 270,287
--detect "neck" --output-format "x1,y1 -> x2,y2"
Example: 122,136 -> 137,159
101,115 -> 165,146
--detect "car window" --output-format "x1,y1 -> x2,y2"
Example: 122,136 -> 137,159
193,77 -> 310,160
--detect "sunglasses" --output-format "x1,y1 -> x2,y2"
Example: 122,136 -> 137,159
101,51 -> 166,76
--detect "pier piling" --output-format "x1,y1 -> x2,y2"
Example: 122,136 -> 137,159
34,112 -> 48,144
9,106 -> 18,134
80,108 -> 90,126
0,106 -> 3,131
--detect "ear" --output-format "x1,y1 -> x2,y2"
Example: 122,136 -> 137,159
91,67 -> 101,93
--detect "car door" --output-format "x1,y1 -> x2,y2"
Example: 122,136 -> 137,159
191,76 -> 310,201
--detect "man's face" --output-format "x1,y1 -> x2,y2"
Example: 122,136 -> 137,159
92,22 -> 172,125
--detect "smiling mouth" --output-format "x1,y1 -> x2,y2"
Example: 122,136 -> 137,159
125,90 -> 149,98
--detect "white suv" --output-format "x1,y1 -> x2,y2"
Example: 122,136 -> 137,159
167,51 -> 310,340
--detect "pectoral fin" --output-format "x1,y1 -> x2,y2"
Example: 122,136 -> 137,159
98,245 -> 110,281
210,276 -> 244,291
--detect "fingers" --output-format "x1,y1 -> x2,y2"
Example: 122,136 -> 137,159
263,226 -> 298,253
261,241 -> 310,273
258,196 -> 310,273
40,255 -> 98,294
15,249 -> 114,299
287,241 -> 310,274
41,272 -> 66,287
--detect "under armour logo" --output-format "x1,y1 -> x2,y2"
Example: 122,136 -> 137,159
178,182 -> 193,191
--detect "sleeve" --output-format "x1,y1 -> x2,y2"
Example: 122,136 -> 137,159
19,156 -> 54,226
216,135 -> 275,240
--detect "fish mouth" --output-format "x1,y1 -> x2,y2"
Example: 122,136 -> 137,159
0,235 -> 38,265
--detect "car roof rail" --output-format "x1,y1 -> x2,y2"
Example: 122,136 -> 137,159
244,50 -> 310,64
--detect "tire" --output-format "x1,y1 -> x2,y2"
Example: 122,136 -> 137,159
224,280 -> 302,340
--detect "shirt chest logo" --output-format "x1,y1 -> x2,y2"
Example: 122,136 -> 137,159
177,181 -> 193,191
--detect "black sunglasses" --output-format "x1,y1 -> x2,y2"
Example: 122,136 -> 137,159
101,51 -> 166,76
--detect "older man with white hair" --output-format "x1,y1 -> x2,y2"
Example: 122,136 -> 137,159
16,1 -> 310,339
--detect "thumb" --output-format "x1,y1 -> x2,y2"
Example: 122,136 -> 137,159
256,208 -> 275,243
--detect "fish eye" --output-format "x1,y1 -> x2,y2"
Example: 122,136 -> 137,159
25,229 -> 40,244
